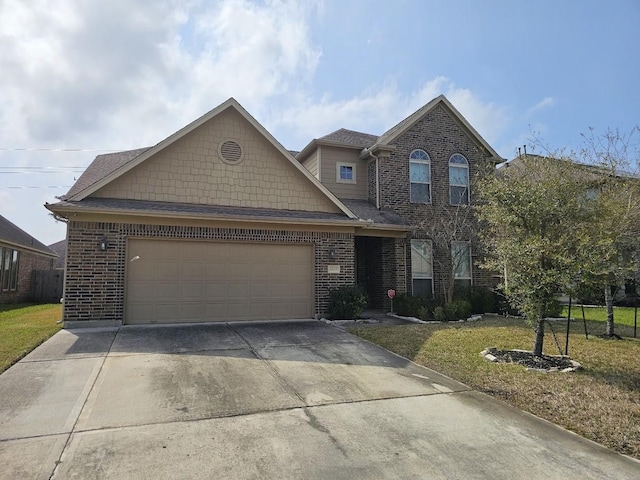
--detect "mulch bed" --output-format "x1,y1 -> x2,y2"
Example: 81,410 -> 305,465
481,348 -> 582,372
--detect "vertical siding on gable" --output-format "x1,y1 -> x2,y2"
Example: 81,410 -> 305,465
319,146 -> 368,200
302,150 -> 319,179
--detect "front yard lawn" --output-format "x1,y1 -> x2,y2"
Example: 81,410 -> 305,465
562,305 -> 638,328
0,303 -> 62,373
350,316 -> 640,459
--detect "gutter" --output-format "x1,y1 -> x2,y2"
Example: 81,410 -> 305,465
45,203 -> 372,229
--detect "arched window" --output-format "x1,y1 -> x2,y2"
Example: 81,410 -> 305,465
449,154 -> 469,205
409,149 -> 431,204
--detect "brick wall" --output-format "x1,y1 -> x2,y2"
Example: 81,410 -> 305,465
64,221 -> 355,323
0,245 -> 54,303
377,104 -> 496,298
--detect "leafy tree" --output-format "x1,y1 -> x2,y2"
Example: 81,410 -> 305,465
575,128 -> 640,337
476,156 -> 593,356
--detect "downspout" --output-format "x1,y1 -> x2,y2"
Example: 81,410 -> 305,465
367,150 -> 381,210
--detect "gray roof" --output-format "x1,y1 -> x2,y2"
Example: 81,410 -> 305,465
318,128 -> 379,148
63,147 -> 151,199
339,199 -> 406,227
52,197 -> 359,224
0,215 -> 57,256
48,239 -> 67,268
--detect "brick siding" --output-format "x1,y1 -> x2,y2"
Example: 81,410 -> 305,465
63,221 -> 354,323
377,104 -> 496,298
0,245 -> 54,303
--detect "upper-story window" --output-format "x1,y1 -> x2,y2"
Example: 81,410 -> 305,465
410,149 -> 431,204
336,162 -> 356,184
449,153 -> 469,205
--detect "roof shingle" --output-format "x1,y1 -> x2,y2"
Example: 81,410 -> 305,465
63,147 -> 151,199
318,128 -> 378,148
0,215 -> 57,256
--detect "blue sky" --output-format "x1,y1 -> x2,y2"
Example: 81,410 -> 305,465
1,0 -> 638,245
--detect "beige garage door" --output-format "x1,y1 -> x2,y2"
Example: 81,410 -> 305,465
125,239 -> 314,324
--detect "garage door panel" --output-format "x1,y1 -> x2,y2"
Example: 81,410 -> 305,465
228,263 -> 250,279
126,240 -> 314,324
156,263 -> 181,278
181,262 -> 205,280
155,284 -> 180,301
179,284 -> 204,300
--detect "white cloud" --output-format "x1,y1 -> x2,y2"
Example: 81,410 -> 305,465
527,97 -> 556,116
271,77 -> 510,149
0,0 -> 511,244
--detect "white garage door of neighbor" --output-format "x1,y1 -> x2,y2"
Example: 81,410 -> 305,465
125,239 -> 314,324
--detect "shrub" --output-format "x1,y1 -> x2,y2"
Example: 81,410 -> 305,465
433,306 -> 447,322
328,285 -> 368,320
448,299 -> 472,320
434,300 -> 473,322
393,293 -> 423,318
468,286 -> 499,314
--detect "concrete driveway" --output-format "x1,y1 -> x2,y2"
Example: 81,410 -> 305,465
1,320 -> 638,480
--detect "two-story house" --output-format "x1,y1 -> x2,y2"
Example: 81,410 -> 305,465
47,95 -> 502,327
296,95 -> 502,307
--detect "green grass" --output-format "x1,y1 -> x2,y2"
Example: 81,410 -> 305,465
0,303 -> 63,373
562,305 -> 639,328
350,317 -> 640,459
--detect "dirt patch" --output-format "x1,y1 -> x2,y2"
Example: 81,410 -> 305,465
481,347 -> 582,372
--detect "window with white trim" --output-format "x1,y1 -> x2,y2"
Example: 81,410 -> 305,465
336,162 -> 356,184
411,239 -> 433,299
449,153 -> 469,205
451,241 -> 472,289
410,149 -> 431,204
0,247 -> 19,291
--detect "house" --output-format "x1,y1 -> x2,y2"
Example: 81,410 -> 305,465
502,153 -> 640,305
0,215 -> 58,304
46,95 -> 503,327
48,239 -> 67,270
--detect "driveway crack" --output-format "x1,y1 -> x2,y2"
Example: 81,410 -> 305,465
302,407 -> 348,458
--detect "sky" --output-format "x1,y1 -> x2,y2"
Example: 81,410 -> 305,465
1,0 -> 639,246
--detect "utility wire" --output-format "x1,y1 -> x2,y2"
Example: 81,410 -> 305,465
0,185 -> 71,189
0,147 -> 120,152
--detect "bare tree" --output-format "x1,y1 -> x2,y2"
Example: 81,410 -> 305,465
416,203 -> 477,304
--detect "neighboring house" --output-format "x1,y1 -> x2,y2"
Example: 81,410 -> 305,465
48,239 -> 67,269
0,215 -> 57,304
502,153 -> 640,304
47,95 -> 502,327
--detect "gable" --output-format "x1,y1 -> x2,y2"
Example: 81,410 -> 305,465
376,96 -> 502,162
92,108 -> 343,214
392,103 -> 491,167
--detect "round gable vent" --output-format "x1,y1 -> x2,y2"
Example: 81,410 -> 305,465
219,139 -> 243,164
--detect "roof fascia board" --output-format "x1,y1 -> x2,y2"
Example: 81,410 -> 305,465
46,203 -> 364,229
69,98 -> 240,201
381,95 -> 504,162
297,138 -> 368,162
359,143 -> 396,160
0,239 -> 57,258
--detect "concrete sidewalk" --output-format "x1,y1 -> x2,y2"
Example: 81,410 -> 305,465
1,320 -> 638,479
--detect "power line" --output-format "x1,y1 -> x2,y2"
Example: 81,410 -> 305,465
0,166 -> 85,169
0,185 -> 71,189
0,147 -> 120,152
0,168 -> 85,174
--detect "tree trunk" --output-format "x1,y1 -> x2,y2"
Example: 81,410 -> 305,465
533,317 -> 545,356
604,285 -> 615,337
